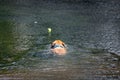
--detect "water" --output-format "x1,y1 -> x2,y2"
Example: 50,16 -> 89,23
0,0 -> 120,80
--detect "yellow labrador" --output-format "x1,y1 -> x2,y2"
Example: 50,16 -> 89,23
51,40 -> 67,55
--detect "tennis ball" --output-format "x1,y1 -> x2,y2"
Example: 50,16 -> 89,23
48,28 -> 52,33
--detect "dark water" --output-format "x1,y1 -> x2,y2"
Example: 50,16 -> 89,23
0,0 -> 120,80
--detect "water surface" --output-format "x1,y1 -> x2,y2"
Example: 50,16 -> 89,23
0,0 -> 120,80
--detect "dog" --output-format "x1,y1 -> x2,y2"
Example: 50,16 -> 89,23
50,40 -> 67,55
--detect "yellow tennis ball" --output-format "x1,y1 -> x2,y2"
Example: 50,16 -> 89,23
48,28 -> 52,33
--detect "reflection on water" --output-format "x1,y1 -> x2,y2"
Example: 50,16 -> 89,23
1,49 -> 120,80
0,0 -> 120,80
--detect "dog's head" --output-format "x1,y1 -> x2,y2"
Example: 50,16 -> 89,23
51,40 -> 66,49
50,40 -> 67,55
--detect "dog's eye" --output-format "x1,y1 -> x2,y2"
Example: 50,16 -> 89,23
51,45 -> 54,48
51,43 -> 55,48
62,43 -> 65,47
